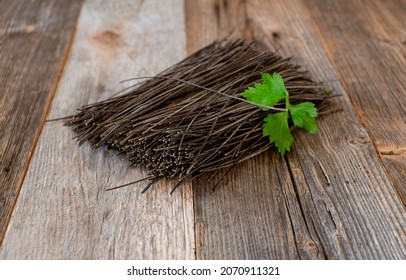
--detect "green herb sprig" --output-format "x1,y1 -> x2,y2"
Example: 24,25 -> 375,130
242,72 -> 318,156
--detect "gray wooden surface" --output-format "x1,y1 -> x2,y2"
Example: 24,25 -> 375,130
0,0 -> 82,244
0,0 -> 405,259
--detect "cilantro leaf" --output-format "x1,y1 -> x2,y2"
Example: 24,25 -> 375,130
241,72 -> 319,156
289,102 -> 318,134
263,111 -> 294,157
242,72 -> 287,110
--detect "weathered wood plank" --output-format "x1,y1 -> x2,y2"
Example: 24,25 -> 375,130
0,0 -> 82,245
187,0 -> 325,260
303,0 -> 406,202
382,155 -> 406,205
0,0 -> 194,259
246,0 -> 406,259
185,0 -> 248,54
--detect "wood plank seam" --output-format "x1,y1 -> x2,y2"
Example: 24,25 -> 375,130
277,161 -> 303,258
0,14 -> 81,245
0,0 -> 194,259
241,0 -> 404,259
302,0 -> 406,206
0,0 -> 84,246
285,158 -> 327,259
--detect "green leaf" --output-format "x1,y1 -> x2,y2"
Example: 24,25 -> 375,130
241,72 -> 320,156
263,111 -> 294,157
242,72 -> 287,110
289,102 -> 318,134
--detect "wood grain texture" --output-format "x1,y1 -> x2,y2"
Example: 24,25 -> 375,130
382,155 -> 406,206
0,0 -> 82,244
187,0 -> 325,260
189,0 -> 405,259
185,0 -> 248,54
0,0 -> 194,259
245,0 -> 405,259
303,0 -> 406,224
302,0 -> 406,148
1,0 -> 404,260
301,0 -> 406,154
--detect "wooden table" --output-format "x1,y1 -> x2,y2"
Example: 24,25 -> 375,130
0,0 -> 405,259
